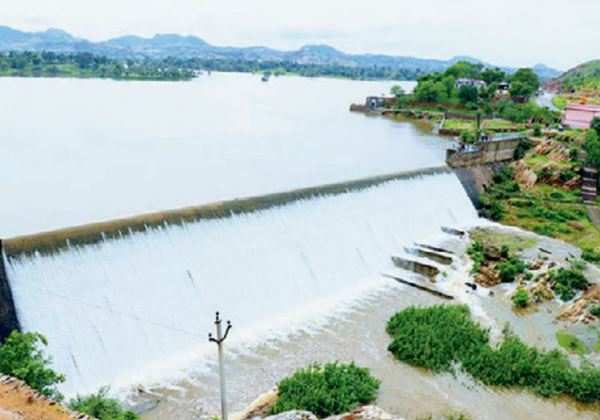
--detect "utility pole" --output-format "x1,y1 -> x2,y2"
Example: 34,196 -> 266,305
209,312 -> 232,420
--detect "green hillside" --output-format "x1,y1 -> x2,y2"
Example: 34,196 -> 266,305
552,60 -> 600,107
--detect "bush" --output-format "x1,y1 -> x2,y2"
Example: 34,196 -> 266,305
512,288 -> 530,308
498,258 -> 527,283
386,305 -> 600,404
582,248 -> 600,264
387,305 -> 488,372
271,362 -> 380,417
590,305 -> 600,317
533,123 -> 542,137
467,241 -> 485,273
69,388 -> 139,420
550,268 -> 589,301
0,331 -> 64,400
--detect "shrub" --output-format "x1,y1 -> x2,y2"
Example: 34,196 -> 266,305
271,362 -> 380,417
386,305 -> 600,404
493,166 -> 515,184
488,201 -> 505,221
533,123 -> 542,137
512,288 -> 530,308
590,305 -> 600,317
467,241 -> 485,273
582,248 -> 600,264
0,331 -> 64,400
69,388 -> 139,420
387,305 -> 488,373
550,268 -> 589,301
498,258 -> 527,283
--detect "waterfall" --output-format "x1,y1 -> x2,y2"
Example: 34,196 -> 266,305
4,172 -> 479,396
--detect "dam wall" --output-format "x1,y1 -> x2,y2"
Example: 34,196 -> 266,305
0,241 -> 20,341
3,166 -> 450,259
4,171 -> 479,395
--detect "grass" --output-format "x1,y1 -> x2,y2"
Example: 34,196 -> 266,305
556,331 -> 589,355
482,119 -> 523,131
387,305 -> 600,403
552,95 -> 568,110
469,228 -> 537,255
443,119 -> 475,131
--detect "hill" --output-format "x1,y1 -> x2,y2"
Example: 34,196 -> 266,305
0,26 -> 560,80
549,60 -> 600,107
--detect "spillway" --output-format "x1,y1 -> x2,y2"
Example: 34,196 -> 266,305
3,172 -> 479,396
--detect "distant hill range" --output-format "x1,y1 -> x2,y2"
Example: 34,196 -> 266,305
0,26 -> 561,79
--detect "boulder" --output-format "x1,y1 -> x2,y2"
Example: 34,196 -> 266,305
557,284 -> 600,323
234,388 -> 278,420
264,411 -> 317,420
324,406 -> 405,420
475,265 -> 501,287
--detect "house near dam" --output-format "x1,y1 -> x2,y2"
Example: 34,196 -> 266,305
562,104 -> 600,129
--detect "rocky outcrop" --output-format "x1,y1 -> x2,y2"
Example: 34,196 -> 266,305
259,406 -> 405,420
514,160 -> 537,189
0,375 -> 90,420
235,387 -> 278,420
557,284 -> 600,323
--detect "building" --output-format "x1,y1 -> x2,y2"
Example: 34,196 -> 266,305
456,78 -> 487,90
365,96 -> 394,110
562,104 -> 600,129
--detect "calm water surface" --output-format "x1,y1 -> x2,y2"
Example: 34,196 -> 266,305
0,73 -> 447,237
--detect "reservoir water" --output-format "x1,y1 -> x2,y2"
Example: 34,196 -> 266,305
0,73 -> 448,237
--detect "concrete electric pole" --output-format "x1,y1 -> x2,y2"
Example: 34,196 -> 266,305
209,312 -> 232,420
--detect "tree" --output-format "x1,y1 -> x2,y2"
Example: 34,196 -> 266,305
512,288 -> 530,308
445,61 -> 482,79
390,85 -> 405,98
414,80 -> 448,103
584,129 -> 600,169
510,68 -> 540,98
458,85 -> 479,105
0,332 -> 65,399
481,67 -> 506,85
591,117 -> 600,136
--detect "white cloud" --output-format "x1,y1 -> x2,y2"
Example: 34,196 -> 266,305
1,0 -> 599,69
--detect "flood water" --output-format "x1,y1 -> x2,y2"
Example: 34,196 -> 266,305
0,73 -> 448,237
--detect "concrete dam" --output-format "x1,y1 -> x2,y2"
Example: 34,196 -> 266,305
0,167 -> 481,395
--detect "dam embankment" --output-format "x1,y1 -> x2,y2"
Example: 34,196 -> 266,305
0,241 -> 20,341
3,166 -> 451,259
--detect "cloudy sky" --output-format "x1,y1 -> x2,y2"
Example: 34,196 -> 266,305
2,0 -> 599,70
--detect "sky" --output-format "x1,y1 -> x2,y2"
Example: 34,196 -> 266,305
1,0 -> 599,70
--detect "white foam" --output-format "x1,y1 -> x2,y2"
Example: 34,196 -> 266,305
6,173 -> 479,396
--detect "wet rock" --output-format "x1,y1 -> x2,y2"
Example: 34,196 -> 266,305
465,282 -> 478,291
483,245 -> 502,261
264,411 -> 317,420
476,265 -> 501,287
324,406 -> 405,420
530,279 -> 555,302
235,388 -> 279,420
391,256 -> 440,280
557,284 -> 600,323
528,260 -> 544,271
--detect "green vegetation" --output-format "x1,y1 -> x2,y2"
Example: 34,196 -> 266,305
498,258 -> 527,283
590,305 -> 600,317
271,362 -> 380,417
556,331 -> 589,355
469,228 -> 537,254
387,305 -> 600,403
0,51 -> 194,80
69,388 -> 139,420
467,241 -> 486,273
0,331 -> 64,399
0,331 -> 137,418
549,267 -> 589,301
512,288 -> 531,308
401,61 -> 557,132
554,60 -> 600,107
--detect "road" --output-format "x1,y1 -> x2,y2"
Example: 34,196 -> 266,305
536,91 -> 559,111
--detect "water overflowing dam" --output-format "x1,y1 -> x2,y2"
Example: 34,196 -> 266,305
2,170 -> 479,396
